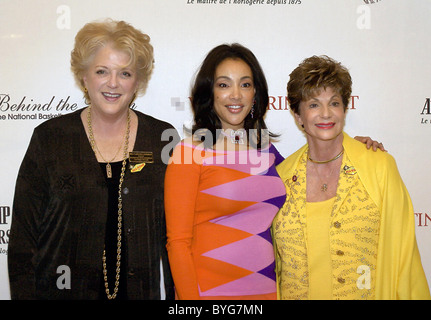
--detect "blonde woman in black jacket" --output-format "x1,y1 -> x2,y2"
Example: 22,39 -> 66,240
8,19 -> 179,300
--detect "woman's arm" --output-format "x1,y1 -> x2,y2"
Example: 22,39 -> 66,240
8,129 -> 48,299
164,143 -> 202,299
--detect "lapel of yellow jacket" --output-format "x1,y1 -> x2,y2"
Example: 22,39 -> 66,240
342,132 -> 383,209
333,153 -> 357,220
276,144 -> 307,231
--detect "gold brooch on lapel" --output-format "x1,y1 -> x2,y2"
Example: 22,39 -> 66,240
130,163 -> 146,173
343,165 -> 357,175
129,151 -> 154,173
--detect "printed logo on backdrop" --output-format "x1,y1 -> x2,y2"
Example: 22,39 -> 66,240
267,96 -> 360,111
0,206 -> 10,255
357,0 -> 383,30
186,0 -> 302,5
0,94 -> 77,121
362,0 -> 382,4
420,98 -> 431,125
0,94 -> 137,121
171,95 -> 360,112
415,212 -> 431,228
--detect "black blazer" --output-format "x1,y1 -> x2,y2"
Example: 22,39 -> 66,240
8,108 -> 179,299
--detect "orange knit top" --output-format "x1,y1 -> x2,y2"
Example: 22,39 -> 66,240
165,142 -> 286,299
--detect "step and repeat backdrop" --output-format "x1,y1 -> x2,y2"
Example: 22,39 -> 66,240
1,0 -> 430,299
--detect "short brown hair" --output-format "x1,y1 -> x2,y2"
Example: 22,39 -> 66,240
71,19 -> 154,101
287,55 -> 352,114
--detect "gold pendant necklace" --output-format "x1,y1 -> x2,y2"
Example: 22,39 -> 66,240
315,167 -> 334,192
315,166 -> 331,192
87,106 -> 130,299
321,183 -> 328,192
308,151 -> 340,193
87,109 -> 129,178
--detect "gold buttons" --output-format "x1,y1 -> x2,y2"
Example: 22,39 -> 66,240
337,277 -> 345,284
333,221 -> 341,228
336,250 -> 344,256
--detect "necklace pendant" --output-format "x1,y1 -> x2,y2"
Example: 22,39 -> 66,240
231,130 -> 244,144
106,163 -> 112,178
321,184 -> 328,192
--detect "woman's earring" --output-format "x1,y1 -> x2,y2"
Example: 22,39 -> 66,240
250,100 -> 256,119
83,87 -> 90,105
129,93 -> 137,107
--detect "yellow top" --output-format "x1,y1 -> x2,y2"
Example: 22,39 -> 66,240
272,132 -> 430,300
306,198 -> 334,300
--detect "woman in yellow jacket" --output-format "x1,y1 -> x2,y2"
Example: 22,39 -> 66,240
272,55 -> 430,300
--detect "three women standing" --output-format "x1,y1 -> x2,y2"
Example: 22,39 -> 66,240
9,18 -> 427,300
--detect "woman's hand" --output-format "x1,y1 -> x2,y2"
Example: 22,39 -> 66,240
354,136 -> 386,152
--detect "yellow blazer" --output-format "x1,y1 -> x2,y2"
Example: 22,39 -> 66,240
273,132 -> 430,300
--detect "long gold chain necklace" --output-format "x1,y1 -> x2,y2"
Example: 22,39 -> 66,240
87,106 -> 130,299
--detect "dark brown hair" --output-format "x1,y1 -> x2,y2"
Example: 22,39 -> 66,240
191,43 -> 276,148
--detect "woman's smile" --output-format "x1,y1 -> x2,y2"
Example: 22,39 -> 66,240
102,92 -> 122,102
315,122 -> 336,129
225,104 -> 245,114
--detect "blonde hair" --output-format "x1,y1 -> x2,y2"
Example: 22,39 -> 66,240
71,19 -> 154,101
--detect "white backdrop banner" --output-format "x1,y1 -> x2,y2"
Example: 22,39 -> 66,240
1,0 -> 430,300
